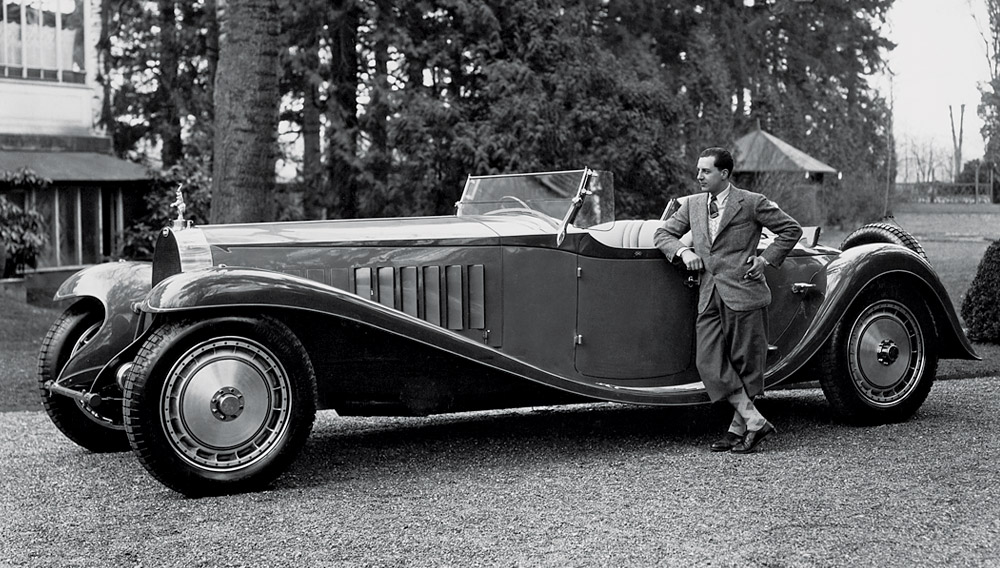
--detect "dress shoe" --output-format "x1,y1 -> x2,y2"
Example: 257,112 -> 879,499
731,422 -> 776,454
709,431 -> 744,452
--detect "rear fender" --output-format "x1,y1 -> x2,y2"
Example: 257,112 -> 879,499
52,261 -> 152,389
767,243 -> 978,385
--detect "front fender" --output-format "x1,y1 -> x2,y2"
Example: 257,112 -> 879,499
143,267 -> 711,405
768,243 -> 979,385
53,261 -> 152,389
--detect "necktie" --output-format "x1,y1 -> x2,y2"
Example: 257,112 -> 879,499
709,194 -> 721,241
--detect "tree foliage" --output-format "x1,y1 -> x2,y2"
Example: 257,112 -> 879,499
0,170 -> 50,277
120,157 -> 214,260
978,0 -> 1000,186
103,0 -> 896,225
100,0 -> 217,163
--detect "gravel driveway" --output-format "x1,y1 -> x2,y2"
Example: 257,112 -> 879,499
3,379 -> 1000,567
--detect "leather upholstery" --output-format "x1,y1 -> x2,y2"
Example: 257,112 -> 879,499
589,220 -> 692,249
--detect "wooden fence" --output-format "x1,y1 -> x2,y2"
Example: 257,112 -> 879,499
895,182 -> 997,204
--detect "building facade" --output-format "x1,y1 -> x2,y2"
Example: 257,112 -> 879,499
1,0 -> 148,276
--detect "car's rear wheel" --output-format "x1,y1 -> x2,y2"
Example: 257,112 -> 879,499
815,282 -> 938,424
840,222 -> 927,260
38,302 -> 130,453
123,315 -> 317,496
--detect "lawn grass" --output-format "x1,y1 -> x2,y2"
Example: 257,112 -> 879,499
0,295 -> 60,412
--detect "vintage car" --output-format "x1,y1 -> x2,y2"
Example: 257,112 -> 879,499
38,168 -> 978,496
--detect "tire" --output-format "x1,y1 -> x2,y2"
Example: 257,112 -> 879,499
37,302 -> 130,453
815,281 -> 938,424
840,222 -> 927,260
123,315 -> 317,496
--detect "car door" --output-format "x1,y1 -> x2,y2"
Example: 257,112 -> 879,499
574,245 -> 699,382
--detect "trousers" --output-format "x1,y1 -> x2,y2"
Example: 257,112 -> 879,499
695,286 -> 769,402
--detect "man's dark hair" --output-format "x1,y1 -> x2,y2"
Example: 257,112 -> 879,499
700,147 -> 735,177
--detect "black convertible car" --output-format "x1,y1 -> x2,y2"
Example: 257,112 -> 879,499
39,169 -> 977,495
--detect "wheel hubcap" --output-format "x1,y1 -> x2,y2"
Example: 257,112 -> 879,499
211,387 -> 245,421
161,337 -> 291,471
848,300 -> 925,406
876,339 -> 900,366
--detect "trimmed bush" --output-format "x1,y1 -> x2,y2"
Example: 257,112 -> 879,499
0,169 -> 50,277
961,239 -> 1000,344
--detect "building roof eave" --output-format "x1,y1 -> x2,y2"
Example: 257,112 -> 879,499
0,151 -> 150,183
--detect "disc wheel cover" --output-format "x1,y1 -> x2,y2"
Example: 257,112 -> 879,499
161,336 -> 292,472
846,300 -> 926,407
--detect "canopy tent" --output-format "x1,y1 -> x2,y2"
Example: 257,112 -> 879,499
733,128 -> 836,174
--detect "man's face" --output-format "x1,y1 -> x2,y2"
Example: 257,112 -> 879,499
696,156 -> 728,195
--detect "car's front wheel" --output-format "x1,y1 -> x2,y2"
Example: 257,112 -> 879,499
815,282 -> 938,424
123,315 -> 317,496
38,302 -> 130,453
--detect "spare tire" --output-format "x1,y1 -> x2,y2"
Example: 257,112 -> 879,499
840,222 -> 927,260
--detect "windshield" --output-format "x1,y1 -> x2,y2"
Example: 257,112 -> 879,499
456,169 -> 614,229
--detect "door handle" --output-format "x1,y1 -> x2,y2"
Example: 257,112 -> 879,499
792,282 -> 817,294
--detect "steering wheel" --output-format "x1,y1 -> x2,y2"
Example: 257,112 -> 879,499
500,195 -> 530,209
483,206 -> 561,229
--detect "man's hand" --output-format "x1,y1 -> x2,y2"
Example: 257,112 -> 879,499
680,248 -> 704,271
745,255 -> 767,280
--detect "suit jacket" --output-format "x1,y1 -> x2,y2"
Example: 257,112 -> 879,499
654,186 -> 802,313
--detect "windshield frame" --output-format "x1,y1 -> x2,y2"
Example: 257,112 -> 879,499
455,169 -> 614,232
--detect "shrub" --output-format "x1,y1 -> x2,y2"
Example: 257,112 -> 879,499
0,170 -> 51,278
120,156 -> 212,260
750,172 -> 822,226
961,239 -> 1000,344
820,171 -> 891,229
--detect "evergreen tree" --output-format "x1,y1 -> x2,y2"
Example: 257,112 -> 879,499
99,0 -> 898,226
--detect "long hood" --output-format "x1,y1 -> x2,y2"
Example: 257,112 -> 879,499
191,214 -> 558,248
152,213 -> 562,284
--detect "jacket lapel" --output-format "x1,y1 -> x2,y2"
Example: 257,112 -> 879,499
693,193 -> 711,247
713,187 -> 743,245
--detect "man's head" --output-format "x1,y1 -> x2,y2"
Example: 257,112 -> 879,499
696,147 -> 734,195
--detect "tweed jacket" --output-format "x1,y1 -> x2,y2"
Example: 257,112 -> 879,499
654,186 -> 802,313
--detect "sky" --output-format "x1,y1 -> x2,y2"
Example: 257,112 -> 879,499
880,0 -> 991,181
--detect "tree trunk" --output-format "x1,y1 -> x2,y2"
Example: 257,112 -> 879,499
158,0 -> 182,167
97,0 -> 113,138
204,0 -> 219,123
302,59 -> 324,218
367,0 -> 391,216
210,0 -> 281,224
327,0 -> 360,219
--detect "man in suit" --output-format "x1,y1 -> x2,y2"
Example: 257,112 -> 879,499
654,147 -> 802,453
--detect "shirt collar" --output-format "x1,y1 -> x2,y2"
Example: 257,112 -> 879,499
711,184 -> 731,205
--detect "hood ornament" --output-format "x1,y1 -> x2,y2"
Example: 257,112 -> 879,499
170,185 -> 188,230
